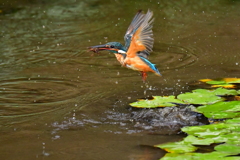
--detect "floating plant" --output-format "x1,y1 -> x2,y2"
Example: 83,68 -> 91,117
177,89 -> 224,105
130,88 -> 237,108
155,117 -> 240,159
129,78 -> 240,159
196,101 -> 240,119
129,96 -> 185,108
199,78 -> 240,88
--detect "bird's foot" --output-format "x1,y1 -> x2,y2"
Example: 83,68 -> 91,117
141,72 -> 147,82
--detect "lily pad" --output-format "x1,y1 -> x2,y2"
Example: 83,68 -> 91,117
181,122 -> 240,142
206,80 -> 226,85
183,135 -> 214,145
193,129 -> 230,138
196,101 -> 240,119
212,84 -> 236,88
224,78 -> 240,83
181,123 -> 231,138
225,117 -> 240,124
214,143 -> 240,155
177,89 -> 224,105
202,112 -> 240,119
213,132 -> 240,144
150,79 -> 240,159
129,96 -> 185,108
198,78 -> 239,88
212,88 -> 238,96
154,141 -> 197,153
161,152 -> 238,160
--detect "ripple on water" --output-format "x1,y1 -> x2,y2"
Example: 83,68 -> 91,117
0,77 -> 89,117
155,44 -> 198,71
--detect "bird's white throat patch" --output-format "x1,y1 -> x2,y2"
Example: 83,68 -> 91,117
118,50 -> 126,54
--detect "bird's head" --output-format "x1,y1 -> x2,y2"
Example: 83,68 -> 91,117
88,42 -> 126,54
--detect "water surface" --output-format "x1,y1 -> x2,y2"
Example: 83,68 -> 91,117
0,0 -> 240,159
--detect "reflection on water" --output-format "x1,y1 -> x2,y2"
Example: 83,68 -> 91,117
1,0 -> 240,159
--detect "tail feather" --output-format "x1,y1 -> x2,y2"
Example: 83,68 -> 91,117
153,64 -> 162,76
139,56 -> 162,76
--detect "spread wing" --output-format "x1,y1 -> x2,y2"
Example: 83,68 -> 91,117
124,10 -> 145,50
125,10 -> 154,58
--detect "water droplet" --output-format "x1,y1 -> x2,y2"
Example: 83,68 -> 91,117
144,90 -> 146,95
43,152 -> 50,156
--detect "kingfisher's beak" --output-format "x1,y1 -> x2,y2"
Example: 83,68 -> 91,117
88,44 -> 117,53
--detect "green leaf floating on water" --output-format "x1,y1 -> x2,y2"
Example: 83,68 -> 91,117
212,88 -> 238,96
224,78 -> 240,84
238,90 -> 240,94
199,78 -> 240,88
180,124 -> 240,145
183,135 -> 214,145
215,143 -> 240,155
196,101 -> 240,119
213,132 -> 240,144
129,96 -> 185,108
181,123 -> 231,138
149,81 -> 240,160
155,141 -> 197,153
225,117 -> 240,124
229,79 -> 240,83
130,88 -> 237,108
161,152 -> 239,160
177,89 -> 224,104
206,80 -> 226,85
182,122 -> 227,133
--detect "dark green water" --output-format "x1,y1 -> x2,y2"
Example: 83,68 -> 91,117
0,0 -> 240,159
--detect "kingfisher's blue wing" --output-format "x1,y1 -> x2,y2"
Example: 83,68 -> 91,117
124,10 -> 154,58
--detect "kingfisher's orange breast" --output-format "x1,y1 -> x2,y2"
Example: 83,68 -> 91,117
114,54 -> 124,65
124,56 -> 155,73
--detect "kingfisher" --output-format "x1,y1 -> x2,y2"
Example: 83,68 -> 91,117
88,9 -> 161,82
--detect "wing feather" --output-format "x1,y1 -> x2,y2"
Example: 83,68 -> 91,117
124,10 -> 145,50
126,10 -> 154,58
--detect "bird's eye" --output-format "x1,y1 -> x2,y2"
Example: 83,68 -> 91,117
110,45 -> 114,48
